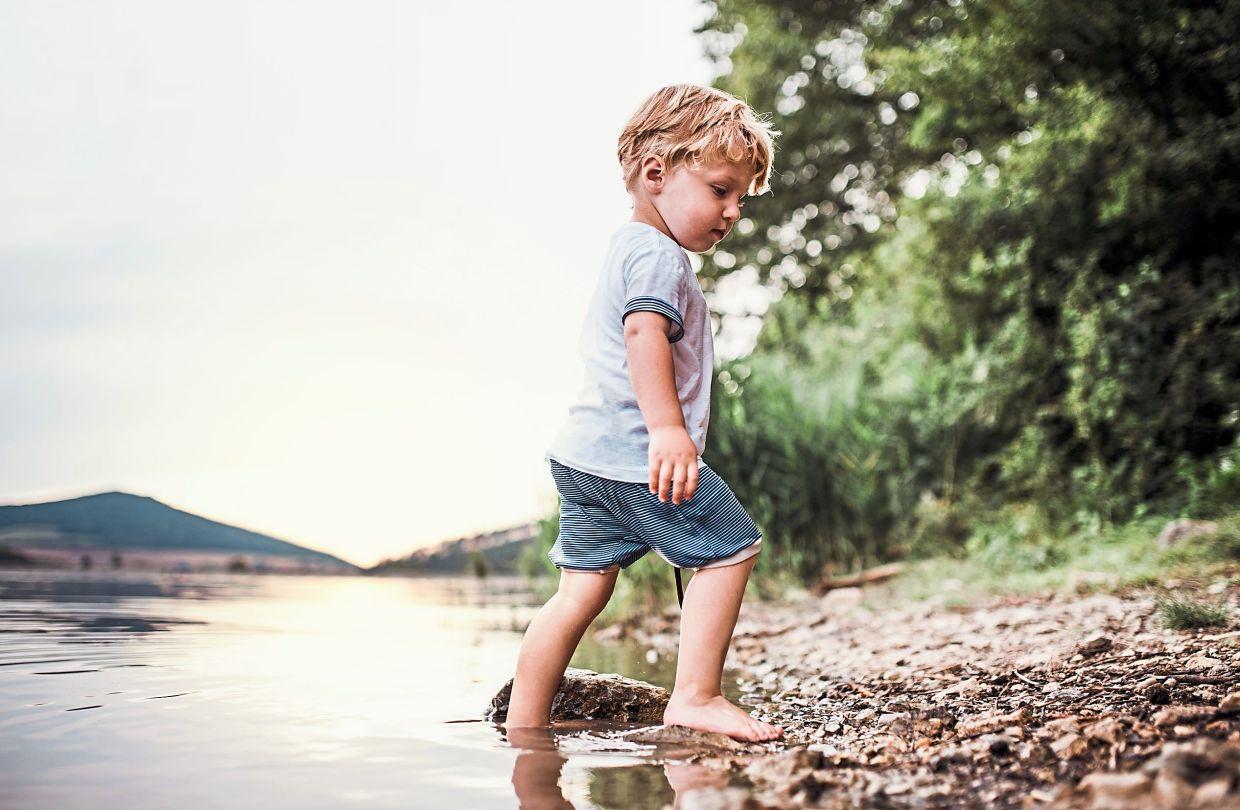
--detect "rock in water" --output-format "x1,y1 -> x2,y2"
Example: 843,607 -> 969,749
486,667 -> 669,724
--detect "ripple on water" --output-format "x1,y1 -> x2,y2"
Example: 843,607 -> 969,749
1,569 -> 763,809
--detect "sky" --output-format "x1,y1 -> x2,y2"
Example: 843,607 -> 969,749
0,0 -> 782,569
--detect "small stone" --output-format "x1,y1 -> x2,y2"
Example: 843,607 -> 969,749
1083,717 -> 1125,745
1195,777 -> 1233,804
982,734 -> 1013,756
1219,691 -> 1240,712
878,711 -> 910,726
1153,705 -> 1214,727
1042,681 -> 1062,694
1076,633 -> 1113,657
1050,732 -> 1088,759
929,746 -> 970,772
1136,676 -> 1161,691
1019,740 -> 1057,767
957,708 -> 1030,739
1043,716 -> 1082,736
1147,685 -> 1172,705
1077,771 -> 1152,804
1186,654 -> 1226,672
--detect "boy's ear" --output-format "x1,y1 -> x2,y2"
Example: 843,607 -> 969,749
640,156 -> 665,192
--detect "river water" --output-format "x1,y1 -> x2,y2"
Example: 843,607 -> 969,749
0,569 -> 753,808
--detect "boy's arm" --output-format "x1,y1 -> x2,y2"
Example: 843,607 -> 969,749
623,312 -> 699,504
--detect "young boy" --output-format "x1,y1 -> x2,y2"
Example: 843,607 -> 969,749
505,84 -> 782,742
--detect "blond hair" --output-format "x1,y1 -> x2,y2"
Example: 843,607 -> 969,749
618,84 -> 780,197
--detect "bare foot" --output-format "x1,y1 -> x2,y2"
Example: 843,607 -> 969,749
663,693 -> 783,742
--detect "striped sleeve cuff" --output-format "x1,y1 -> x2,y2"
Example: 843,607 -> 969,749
622,296 -> 685,343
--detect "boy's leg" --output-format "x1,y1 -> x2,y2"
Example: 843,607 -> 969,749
505,568 -> 619,727
664,553 -> 783,741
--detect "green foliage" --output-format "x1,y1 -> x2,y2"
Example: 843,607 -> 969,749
1155,594 -> 1232,630
527,2 -> 1239,603
1157,513 -> 1240,566
892,505 -> 1240,605
692,0 -> 1240,577
519,509 -> 561,580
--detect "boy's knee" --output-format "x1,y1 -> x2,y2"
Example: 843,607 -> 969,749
562,589 -> 611,618
558,571 -> 617,616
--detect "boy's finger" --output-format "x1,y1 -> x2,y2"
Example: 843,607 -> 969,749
649,462 -> 659,494
671,463 -> 686,504
685,463 -> 699,500
658,460 -> 674,502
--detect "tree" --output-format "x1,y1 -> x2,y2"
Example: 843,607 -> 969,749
695,0 -> 1240,574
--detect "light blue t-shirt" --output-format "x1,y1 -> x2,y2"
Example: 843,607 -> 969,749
545,221 -> 714,483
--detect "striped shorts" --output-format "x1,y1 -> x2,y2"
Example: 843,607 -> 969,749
547,458 -> 763,573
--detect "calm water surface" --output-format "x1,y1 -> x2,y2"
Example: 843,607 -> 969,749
0,570 -> 752,809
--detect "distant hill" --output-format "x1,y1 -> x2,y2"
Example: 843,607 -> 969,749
0,491 -> 359,573
371,521 -> 540,576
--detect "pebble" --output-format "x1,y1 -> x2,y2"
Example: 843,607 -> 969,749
982,734 -> 1013,756
607,570 -> 1240,807
1078,771 -> 1151,802
1076,633 -> 1113,656
1050,732 -> 1088,759
1146,685 -> 1171,705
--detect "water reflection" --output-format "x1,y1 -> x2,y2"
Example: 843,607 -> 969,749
0,569 -> 755,809
503,725 -> 737,809
507,726 -> 575,809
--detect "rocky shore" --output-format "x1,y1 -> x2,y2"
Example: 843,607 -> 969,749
598,576 -> 1240,808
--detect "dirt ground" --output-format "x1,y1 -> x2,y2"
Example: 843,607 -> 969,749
603,574 -> 1240,808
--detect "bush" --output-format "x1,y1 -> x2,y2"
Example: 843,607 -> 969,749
1156,595 -> 1231,630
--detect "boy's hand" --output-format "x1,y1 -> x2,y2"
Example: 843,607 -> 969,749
648,425 -> 699,505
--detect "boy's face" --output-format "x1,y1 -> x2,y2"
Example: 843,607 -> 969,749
651,156 -> 752,253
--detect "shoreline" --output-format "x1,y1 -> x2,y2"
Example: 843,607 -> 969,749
598,570 -> 1240,807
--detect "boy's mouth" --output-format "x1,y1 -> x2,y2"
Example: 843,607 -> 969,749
711,229 -> 725,240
